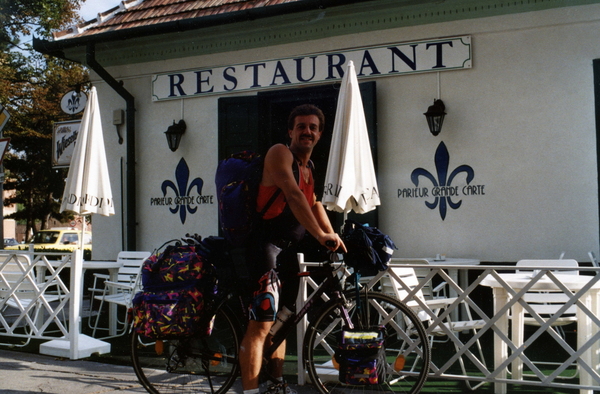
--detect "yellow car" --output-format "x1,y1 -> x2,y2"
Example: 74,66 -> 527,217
6,228 -> 92,252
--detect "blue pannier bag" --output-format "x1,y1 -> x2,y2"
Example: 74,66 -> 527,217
341,220 -> 397,276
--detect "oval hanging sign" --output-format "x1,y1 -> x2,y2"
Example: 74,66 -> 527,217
60,90 -> 87,115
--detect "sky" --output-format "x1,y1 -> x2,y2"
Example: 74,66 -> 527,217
16,1 -> 121,48
79,1 -> 123,21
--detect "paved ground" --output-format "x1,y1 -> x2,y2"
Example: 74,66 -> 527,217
0,348 -> 321,394
0,349 -> 145,394
0,296 -> 321,394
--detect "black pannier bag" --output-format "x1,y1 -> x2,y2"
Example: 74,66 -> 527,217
341,220 -> 397,276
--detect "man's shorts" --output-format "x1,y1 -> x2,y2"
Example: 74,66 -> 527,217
249,268 -> 281,322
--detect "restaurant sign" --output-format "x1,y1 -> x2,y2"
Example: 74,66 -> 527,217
52,120 -> 80,168
152,35 -> 471,101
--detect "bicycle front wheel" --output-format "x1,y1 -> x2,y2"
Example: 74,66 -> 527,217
304,291 -> 430,394
131,304 -> 241,394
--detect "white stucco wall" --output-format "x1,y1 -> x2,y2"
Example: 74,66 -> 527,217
91,4 -> 600,262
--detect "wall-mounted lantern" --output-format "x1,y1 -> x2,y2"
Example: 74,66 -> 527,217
424,99 -> 446,136
165,120 -> 186,152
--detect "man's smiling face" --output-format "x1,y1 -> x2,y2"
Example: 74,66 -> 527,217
289,114 -> 322,153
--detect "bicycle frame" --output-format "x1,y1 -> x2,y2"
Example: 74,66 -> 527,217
266,260 -> 354,365
205,257 -> 368,388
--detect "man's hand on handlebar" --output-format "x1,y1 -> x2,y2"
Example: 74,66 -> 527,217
320,233 -> 347,253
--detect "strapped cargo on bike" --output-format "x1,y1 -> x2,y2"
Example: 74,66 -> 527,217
131,237 -> 218,339
341,219 -> 397,276
129,232 -> 430,394
335,328 -> 386,385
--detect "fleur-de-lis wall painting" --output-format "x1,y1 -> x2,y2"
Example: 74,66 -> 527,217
161,158 -> 204,224
411,142 -> 474,220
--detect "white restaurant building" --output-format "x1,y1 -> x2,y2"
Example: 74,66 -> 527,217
34,0 -> 600,263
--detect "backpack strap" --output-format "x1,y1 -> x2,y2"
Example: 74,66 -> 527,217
259,188 -> 282,218
289,151 -> 304,186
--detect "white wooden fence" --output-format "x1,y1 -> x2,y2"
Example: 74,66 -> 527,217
0,249 -> 110,359
296,255 -> 600,394
0,250 -> 72,344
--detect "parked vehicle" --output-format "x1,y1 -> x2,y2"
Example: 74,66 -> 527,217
5,228 -> 92,252
3,238 -> 19,247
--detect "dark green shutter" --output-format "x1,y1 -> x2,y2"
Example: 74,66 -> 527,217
218,96 -> 260,159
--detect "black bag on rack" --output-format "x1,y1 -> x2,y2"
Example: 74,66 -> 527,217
341,220 -> 397,276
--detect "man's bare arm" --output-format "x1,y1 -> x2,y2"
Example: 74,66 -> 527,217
263,144 -> 344,250
312,201 -> 347,252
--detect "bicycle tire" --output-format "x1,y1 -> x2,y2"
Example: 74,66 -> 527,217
131,304 -> 241,394
303,291 -> 430,394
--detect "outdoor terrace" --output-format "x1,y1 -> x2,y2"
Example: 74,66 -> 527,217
1,249 -> 599,393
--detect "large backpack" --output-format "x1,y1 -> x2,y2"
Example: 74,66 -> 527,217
215,151 -> 276,247
215,150 -> 300,248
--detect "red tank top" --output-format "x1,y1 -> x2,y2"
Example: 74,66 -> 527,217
257,163 -> 314,220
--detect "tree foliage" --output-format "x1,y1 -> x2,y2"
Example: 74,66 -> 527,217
0,0 -> 89,240
0,0 -> 81,51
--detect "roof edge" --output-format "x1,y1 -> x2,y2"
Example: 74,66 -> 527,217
53,0 -> 144,41
33,0 -> 376,59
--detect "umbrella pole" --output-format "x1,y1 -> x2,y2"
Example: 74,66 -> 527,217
70,215 -> 86,359
69,248 -> 83,359
79,216 -> 86,251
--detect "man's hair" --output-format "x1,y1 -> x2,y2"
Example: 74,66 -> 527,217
287,104 -> 325,132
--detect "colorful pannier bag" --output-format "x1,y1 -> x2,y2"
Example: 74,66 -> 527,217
132,243 -> 217,339
336,328 -> 386,385
132,285 -> 211,338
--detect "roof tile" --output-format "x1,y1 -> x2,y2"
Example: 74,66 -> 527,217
55,0 -> 301,40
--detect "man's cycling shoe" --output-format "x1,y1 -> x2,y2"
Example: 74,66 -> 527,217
263,382 -> 297,394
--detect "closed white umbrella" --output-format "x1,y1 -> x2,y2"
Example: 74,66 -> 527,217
61,86 -> 114,218
51,86 -> 114,359
323,61 -> 380,215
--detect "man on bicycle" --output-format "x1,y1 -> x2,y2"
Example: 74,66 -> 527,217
240,104 -> 346,394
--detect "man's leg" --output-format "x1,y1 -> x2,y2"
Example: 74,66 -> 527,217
242,269 -> 281,391
267,338 -> 286,379
240,325 -> 287,390
240,320 -> 272,390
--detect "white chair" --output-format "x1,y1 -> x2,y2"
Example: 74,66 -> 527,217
515,259 -> 579,331
367,262 -> 487,390
514,259 -> 580,378
0,253 -> 66,346
88,251 -> 151,338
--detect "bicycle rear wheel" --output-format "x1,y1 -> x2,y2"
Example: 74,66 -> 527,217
303,291 -> 430,394
131,304 -> 241,394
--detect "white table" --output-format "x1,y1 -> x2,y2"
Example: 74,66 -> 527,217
391,257 -> 480,294
39,259 -> 123,279
480,273 -> 600,394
